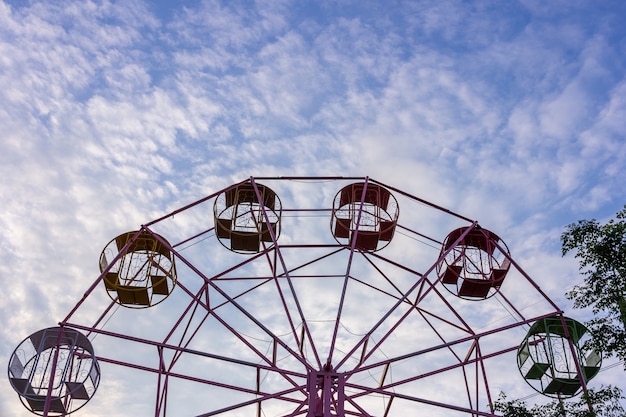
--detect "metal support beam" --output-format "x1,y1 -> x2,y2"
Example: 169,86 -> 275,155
307,367 -> 345,417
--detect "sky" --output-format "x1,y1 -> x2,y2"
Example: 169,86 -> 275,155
1,0 -> 626,416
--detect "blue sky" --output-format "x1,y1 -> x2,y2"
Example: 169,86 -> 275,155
1,0 -> 626,416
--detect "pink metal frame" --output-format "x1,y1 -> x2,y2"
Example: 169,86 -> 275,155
25,176 -> 589,417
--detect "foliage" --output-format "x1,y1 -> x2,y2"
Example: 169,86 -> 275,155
494,208 -> 626,416
493,386 -> 625,417
561,205 -> 626,367
493,393 -> 535,417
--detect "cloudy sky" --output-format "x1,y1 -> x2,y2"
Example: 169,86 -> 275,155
1,0 -> 626,416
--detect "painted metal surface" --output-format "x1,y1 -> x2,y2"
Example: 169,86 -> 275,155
7,177 -> 592,416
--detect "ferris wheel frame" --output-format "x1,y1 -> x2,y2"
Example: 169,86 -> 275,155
7,176 -> 600,417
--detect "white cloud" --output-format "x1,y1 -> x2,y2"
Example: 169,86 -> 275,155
2,0 -> 626,415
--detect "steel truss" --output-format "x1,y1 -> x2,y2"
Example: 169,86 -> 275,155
9,177 -> 593,417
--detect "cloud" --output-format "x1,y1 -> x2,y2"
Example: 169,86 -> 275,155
2,0 -> 626,415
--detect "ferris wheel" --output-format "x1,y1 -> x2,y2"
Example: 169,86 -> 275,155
7,177 -> 602,417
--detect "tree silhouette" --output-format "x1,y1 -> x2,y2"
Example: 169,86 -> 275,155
561,205 -> 626,367
494,386 -> 624,417
494,206 -> 626,416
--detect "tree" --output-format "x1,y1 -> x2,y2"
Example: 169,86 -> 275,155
493,393 -> 534,417
493,386 -> 625,417
561,205 -> 626,367
493,207 -> 626,416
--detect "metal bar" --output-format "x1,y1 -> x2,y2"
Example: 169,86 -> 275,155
155,346 -> 167,417
42,328 -> 65,417
347,311 -> 563,380
337,223 -> 479,371
328,178 -> 371,366
63,322 -> 307,378
144,179 -> 250,226
172,226 -> 214,249
194,384 -> 307,417
146,226 -> 314,371
477,342 -> 495,415
494,239 -> 563,314
460,356 -> 473,412
557,315 -> 592,403
92,355 -> 306,407
383,395 -> 394,417
162,282 -> 207,347
346,384 -> 500,416
251,177 -> 323,369
256,368 -> 262,417
369,178 -> 475,223
60,229 -> 148,324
